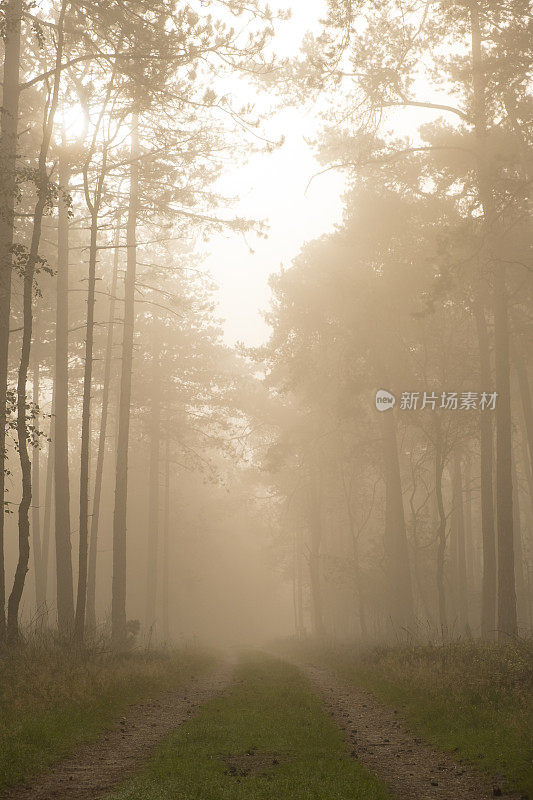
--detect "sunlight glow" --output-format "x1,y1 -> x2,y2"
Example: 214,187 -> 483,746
61,103 -> 87,142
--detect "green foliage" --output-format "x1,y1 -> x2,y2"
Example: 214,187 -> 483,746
108,654 -> 390,800
0,641 -> 213,791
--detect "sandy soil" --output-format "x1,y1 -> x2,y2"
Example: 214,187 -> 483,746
1,663 -> 234,800
298,661 -> 526,800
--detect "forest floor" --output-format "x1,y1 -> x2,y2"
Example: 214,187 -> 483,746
104,654 -> 389,800
288,640 -> 532,799
298,660 -> 526,800
1,647 -> 530,800
0,642 -> 221,797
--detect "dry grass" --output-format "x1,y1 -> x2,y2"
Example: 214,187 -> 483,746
0,634 -> 214,790
291,638 -> 533,797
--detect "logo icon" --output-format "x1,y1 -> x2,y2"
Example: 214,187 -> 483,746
375,389 -> 396,411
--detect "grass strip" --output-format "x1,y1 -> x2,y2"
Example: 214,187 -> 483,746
108,654 -> 390,800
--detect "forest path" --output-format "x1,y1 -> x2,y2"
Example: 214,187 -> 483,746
297,661 -> 524,800
1,663 -> 234,800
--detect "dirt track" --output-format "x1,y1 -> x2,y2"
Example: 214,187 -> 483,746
2,658 -> 526,800
299,661 -> 525,800
1,664 -> 234,800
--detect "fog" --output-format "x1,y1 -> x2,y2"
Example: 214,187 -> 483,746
0,0 -> 531,651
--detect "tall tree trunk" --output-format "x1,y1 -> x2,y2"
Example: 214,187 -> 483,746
161,431 -> 170,643
464,451 -> 474,584
292,524 -> 298,635
473,299 -> 497,638
307,466 -> 325,639
42,388 -> 54,611
294,523 -> 305,637
145,347 -> 160,635
7,0 -> 67,637
382,408 -> 415,635
74,204 -> 98,643
112,114 -> 139,644
470,1 -> 517,639
86,216 -> 121,631
54,153 -> 74,635
8,183 -> 49,642
408,476 -> 433,625
517,406 -> 533,523
452,449 -> 471,637
494,267 -> 517,638
513,337 -> 533,500
75,75 -> 115,642
31,345 -> 45,614
341,469 -> 369,639
434,423 -> 448,637
511,452 -> 525,632
0,0 -> 23,645
352,537 -> 368,640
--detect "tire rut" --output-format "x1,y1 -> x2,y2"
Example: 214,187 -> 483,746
1,663 -> 234,800
298,662 -> 525,800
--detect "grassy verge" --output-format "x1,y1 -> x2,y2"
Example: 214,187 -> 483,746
292,639 -> 533,797
0,640 -> 214,791
108,654 -> 390,800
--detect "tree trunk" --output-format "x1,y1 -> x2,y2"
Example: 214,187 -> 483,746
54,153 -> 74,636
8,180 -> 50,642
296,524 -> 305,636
473,298 -> 497,638
511,453 -> 525,632
513,337 -> 533,502
112,114 -> 139,645
452,449 -> 471,637
308,466 -> 325,639
341,468 -> 368,639
7,5 -> 67,635
161,432 -> 170,643
41,389 -> 54,611
434,423 -> 447,637
352,537 -> 368,639
86,216 -> 121,631
0,0 -> 23,645
145,346 -> 161,636
464,451 -> 474,584
494,267 -> 517,638
382,408 -> 415,635
470,1 -> 517,639
31,345 -> 45,614
74,204 -> 98,643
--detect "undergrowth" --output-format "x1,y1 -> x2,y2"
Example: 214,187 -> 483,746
290,637 -> 533,797
0,635 -> 213,791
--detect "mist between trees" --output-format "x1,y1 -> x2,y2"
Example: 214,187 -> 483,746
0,0 -> 531,650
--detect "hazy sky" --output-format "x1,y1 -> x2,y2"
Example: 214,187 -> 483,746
205,1 -> 346,347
